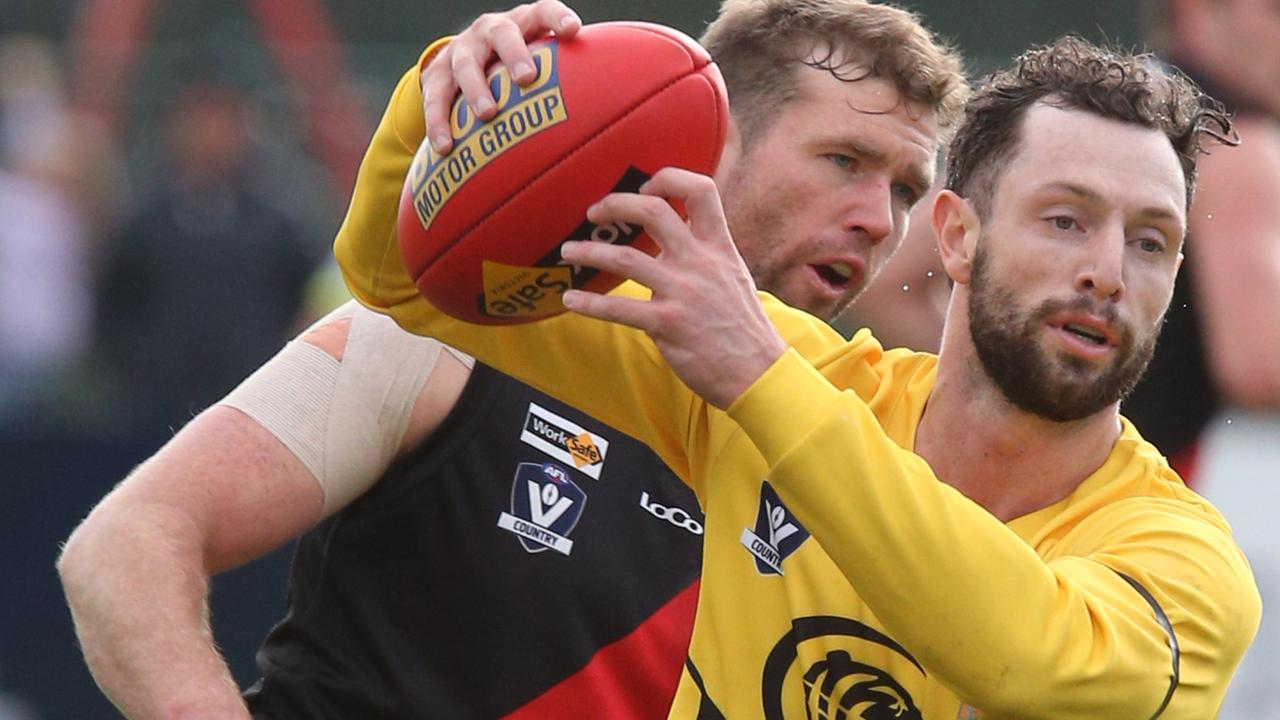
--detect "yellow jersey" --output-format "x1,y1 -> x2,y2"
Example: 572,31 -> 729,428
334,52 -> 1260,719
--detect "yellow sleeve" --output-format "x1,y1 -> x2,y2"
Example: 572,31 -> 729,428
333,41 -> 707,485
333,42 -> 858,495
333,39 -> 446,317
728,349 -> 1261,718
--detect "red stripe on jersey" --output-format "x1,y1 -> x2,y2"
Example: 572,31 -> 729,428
1170,441 -> 1200,487
504,580 -> 700,720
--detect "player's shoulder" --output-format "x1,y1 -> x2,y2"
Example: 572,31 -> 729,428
301,299 -> 474,368
1074,421 -> 1235,539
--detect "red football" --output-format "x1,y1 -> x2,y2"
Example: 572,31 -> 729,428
397,21 -> 729,324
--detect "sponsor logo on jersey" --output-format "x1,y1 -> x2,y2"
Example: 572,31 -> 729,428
519,402 -> 609,479
477,167 -> 649,320
496,462 -> 586,555
740,481 -> 810,575
639,491 -> 704,536
406,41 -> 568,233
761,616 -> 924,719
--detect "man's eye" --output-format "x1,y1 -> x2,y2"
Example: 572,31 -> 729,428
1051,216 -> 1077,231
827,154 -> 854,169
1137,237 -> 1165,254
892,184 -> 918,205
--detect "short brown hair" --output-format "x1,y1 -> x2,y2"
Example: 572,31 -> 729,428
945,35 -> 1235,218
699,0 -> 968,146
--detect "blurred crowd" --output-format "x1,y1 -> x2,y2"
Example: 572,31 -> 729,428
0,34 -> 115,433
1,0 -> 1277,717
0,21 -> 344,719
0,34 -> 333,442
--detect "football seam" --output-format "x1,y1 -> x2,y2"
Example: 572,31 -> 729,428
407,26 -> 710,277
424,68 -> 725,322
623,23 -> 709,63
445,66 -> 714,254
424,68 -> 727,312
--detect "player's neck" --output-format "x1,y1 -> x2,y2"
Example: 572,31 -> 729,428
916,352 -> 1122,523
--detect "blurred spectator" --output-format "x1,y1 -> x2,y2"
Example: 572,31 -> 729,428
0,35 -> 96,428
1125,0 -> 1280,481
836,184 -> 948,351
94,73 -> 321,437
1133,0 -> 1280,716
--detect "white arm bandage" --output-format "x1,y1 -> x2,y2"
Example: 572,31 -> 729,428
220,300 -> 473,514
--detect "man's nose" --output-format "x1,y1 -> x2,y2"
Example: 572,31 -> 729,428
1075,224 -> 1126,301
842,176 -> 895,246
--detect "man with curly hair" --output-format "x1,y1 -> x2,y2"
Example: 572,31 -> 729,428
340,35 -> 1261,718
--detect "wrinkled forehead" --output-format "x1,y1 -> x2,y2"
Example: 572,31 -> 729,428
797,39 -> 942,126
782,69 -> 941,198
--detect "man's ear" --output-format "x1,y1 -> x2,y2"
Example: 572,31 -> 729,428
713,115 -> 744,188
933,189 -> 980,286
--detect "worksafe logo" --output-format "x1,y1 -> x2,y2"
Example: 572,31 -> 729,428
740,481 -> 810,575
497,462 -> 586,556
520,403 -> 609,479
406,40 -> 567,232
478,262 -> 573,320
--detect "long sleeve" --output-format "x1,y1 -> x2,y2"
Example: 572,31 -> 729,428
334,41 -> 848,495
728,346 -> 1261,718
334,42 -> 698,485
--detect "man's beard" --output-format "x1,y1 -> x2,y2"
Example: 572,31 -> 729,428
967,245 -> 1159,422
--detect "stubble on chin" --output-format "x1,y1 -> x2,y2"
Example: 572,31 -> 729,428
967,249 -> 1158,422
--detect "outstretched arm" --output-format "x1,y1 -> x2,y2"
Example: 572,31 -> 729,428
58,304 -> 466,718
59,406 -> 324,720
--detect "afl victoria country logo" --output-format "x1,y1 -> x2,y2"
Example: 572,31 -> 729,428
496,462 -> 586,556
762,616 -> 924,720
741,481 -> 810,575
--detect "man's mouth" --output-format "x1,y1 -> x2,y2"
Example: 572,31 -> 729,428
812,261 -> 855,288
1061,322 -> 1108,346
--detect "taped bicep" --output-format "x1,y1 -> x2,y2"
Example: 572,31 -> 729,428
220,300 -> 468,515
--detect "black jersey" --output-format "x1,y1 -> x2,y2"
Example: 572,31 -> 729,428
244,363 -> 703,718
1122,249 -> 1213,461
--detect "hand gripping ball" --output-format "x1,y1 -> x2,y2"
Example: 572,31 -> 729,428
397,21 -> 729,324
